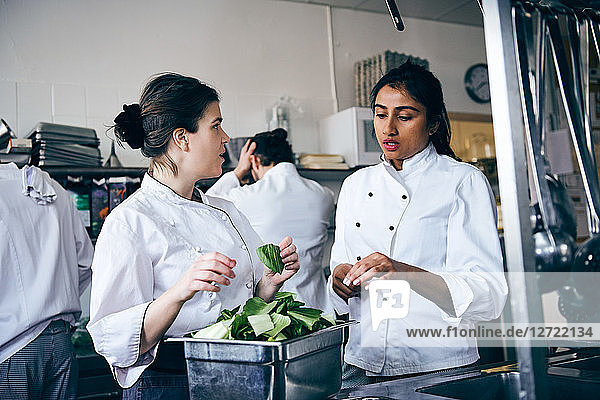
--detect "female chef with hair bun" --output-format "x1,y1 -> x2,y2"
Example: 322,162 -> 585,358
329,62 -> 508,388
87,72 -> 300,399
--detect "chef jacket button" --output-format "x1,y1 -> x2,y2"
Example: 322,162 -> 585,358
221,215 -> 227,221
194,246 -> 202,253
170,220 -> 176,226
241,244 -> 247,250
401,194 -> 407,200
208,292 -> 215,298
389,226 -> 394,231
356,222 -> 361,227
246,282 -> 252,289
357,256 -> 361,261
368,192 -> 373,197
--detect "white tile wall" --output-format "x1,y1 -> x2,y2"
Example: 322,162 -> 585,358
17,82 -> 52,137
0,81 -> 18,133
53,83 -> 85,117
86,86 -> 119,118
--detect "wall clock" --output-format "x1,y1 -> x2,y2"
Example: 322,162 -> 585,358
465,63 -> 491,104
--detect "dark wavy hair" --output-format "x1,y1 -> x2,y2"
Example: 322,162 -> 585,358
250,128 -> 294,166
113,72 -> 220,175
369,61 -> 459,161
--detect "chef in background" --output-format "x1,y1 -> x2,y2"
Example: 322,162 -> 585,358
0,163 -> 94,400
208,128 -> 334,313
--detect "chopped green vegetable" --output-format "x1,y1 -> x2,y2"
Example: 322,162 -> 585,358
193,319 -> 233,339
243,297 -> 277,315
264,313 -> 291,339
256,244 -> 285,274
248,314 -> 275,336
191,291 -> 337,341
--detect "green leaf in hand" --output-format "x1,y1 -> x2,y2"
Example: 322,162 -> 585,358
256,244 -> 285,274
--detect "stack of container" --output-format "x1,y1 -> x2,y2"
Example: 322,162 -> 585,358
354,51 -> 429,107
28,122 -> 102,167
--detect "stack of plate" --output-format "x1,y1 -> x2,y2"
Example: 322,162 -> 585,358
28,122 -> 102,167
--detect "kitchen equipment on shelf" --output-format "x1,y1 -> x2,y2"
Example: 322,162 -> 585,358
168,321 -> 355,400
544,5 -> 600,319
514,5 -> 576,289
0,118 -> 17,150
28,122 -> 101,167
103,140 -> 122,168
319,107 -> 380,167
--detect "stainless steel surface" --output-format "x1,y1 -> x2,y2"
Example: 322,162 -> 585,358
332,350 -> 600,399
483,0 -> 547,399
513,4 -> 575,279
170,322 -> 353,400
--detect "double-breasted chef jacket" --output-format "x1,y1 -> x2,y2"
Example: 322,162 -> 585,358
88,174 -> 264,388
328,143 -> 508,376
208,162 -> 335,313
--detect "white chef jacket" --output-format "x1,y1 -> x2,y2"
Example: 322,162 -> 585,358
328,143 -> 508,376
0,163 -> 93,364
207,162 -> 335,313
87,173 -> 264,388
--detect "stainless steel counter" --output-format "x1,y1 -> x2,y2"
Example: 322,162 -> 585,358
329,349 -> 600,400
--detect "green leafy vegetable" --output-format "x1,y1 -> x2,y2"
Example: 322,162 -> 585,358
191,291 -> 337,341
243,297 -> 278,315
256,244 -> 285,274
248,314 -> 275,336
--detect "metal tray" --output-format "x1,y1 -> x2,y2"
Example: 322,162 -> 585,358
28,122 -> 98,139
167,321 -> 356,400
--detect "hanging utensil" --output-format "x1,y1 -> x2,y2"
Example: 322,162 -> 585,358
514,5 -> 576,289
547,7 -> 600,305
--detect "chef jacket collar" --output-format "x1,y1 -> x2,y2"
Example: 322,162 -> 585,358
382,142 -> 436,177
141,173 -> 208,206
262,162 -> 298,179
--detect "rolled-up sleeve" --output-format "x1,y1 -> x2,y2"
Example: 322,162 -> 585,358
327,181 -> 351,315
438,171 -> 508,324
87,218 -> 156,388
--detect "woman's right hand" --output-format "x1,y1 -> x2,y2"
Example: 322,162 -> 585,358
233,139 -> 256,182
332,263 -> 360,302
168,252 -> 236,303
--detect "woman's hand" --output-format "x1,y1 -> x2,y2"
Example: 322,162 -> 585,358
233,139 -> 256,182
343,252 -> 408,289
167,252 -> 236,304
262,236 -> 300,287
331,263 -> 360,302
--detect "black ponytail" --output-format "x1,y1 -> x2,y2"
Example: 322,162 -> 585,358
251,128 -> 294,166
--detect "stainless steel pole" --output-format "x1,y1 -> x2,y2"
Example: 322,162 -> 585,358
482,0 -> 548,399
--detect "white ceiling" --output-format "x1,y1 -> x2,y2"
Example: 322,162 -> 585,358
274,0 -> 484,27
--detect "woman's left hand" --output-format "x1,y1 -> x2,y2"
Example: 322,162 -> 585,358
262,236 -> 300,287
343,252 -> 409,288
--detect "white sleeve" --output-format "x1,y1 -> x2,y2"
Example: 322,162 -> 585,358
437,171 -> 508,324
205,171 -> 241,199
327,181 -> 351,315
86,217 -> 157,388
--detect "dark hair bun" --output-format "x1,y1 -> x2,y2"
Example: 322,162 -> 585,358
114,103 -> 144,149
270,128 -> 287,140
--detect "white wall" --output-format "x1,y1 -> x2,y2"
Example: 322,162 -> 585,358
0,0 -> 489,166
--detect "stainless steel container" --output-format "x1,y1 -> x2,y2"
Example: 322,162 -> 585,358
168,322 -> 354,400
